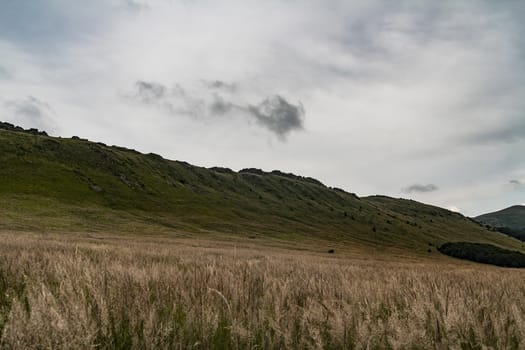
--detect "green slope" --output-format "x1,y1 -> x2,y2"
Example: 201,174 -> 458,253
475,206 -> 525,242
476,206 -> 525,230
0,122 -> 522,253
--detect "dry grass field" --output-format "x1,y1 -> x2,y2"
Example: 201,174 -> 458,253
1,231 -> 524,349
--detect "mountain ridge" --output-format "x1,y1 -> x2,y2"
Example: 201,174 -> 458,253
475,205 -> 525,229
1,121 -> 522,254
475,205 -> 525,242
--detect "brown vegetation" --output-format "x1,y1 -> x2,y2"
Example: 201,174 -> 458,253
1,232 -> 524,349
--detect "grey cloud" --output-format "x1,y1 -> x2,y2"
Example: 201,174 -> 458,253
0,66 -> 10,79
468,121 -> 525,145
460,118 -> 525,145
0,1 -> 65,45
4,96 -> 56,133
0,1 -> 147,54
403,184 -> 439,194
209,95 -> 234,115
205,80 -> 237,92
124,0 -> 149,12
128,80 -> 305,139
247,95 -> 304,138
134,80 -> 169,103
0,0 -> 523,216
510,179 -> 523,186
130,80 -> 200,117
0,1 -> 113,52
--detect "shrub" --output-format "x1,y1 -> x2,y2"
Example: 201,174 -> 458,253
438,242 -> 525,268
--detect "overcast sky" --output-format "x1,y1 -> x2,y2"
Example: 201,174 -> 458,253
1,0 -> 524,216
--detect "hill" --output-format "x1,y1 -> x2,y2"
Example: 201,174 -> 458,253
0,121 -> 522,254
475,206 -> 525,242
475,205 -> 525,229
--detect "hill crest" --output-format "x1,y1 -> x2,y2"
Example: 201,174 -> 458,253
0,121 -> 522,254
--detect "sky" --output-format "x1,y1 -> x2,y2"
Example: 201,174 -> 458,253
0,0 -> 524,216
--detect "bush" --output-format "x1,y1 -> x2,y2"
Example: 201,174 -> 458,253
438,242 -> 525,268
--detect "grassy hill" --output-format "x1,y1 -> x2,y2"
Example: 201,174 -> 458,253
3,122 -> 525,348
476,206 -> 525,230
0,122 -> 522,254
475,206 -> 525,242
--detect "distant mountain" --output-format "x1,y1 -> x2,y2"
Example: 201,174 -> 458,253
475,206 -> 525,242
0,121 -> 522,254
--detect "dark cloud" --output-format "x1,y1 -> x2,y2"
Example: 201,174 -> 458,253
4,96 -> 56,133
247,95 -> 304,138
205,80 -> 237,92
129,80 -> 207,117
510,179 -> 523,187
403,183 -> 439,194
134,80 -> 168,103
128,81 -> 305,140
209,95 -> 234,115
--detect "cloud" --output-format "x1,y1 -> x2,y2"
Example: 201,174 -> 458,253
509,179 -> 525,191
134,80 -> 168,103
247,95 -> 304,138
0,0 -> 524,216
447,206 -> 461,213
209,95 -> 234,115
0,1 -> 118,52
124,0 -> 149,12
403,183 -> 439,194
466,119 -> 525,145
127,80 -> 304,139
0,66 -> 10,79
205,80 -> 237,92
129,80 -> 205,117
3,96 -> 57,133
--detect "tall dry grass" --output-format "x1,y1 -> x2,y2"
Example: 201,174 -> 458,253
0,232 -> 524,349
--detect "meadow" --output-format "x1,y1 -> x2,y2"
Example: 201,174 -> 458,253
1,231 -> 524,349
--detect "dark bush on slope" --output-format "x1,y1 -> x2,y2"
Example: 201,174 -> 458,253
438,242 -> 525,268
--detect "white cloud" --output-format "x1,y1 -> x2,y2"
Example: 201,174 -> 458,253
1,96 -> 57,133
0,0 -> 523,216
447,206 -> 460,213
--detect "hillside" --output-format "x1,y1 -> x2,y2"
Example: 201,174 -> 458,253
475,206 -> 525,241
476,206 -> 525,229
0,122 -> 522,254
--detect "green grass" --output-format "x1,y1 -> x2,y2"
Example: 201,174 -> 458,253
476,205 -> 525,230
0,127 -> 523,255
2,124 -> 525,349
